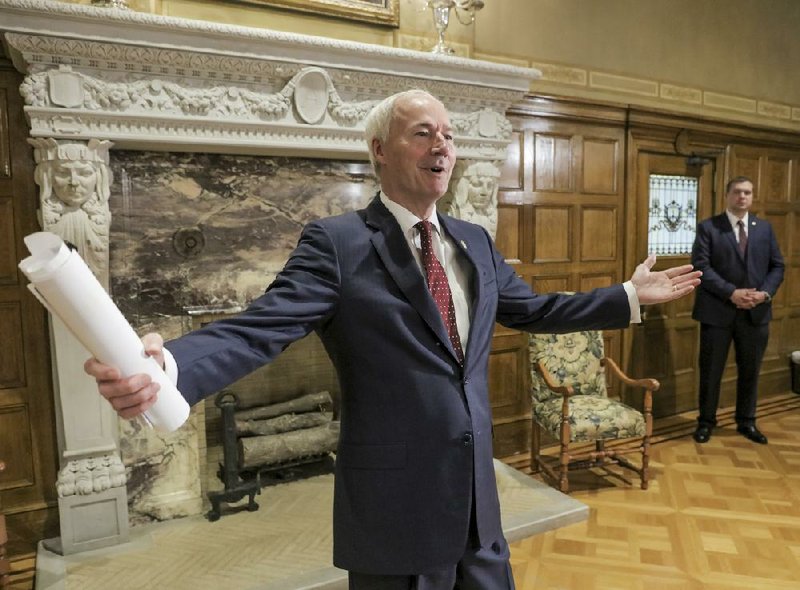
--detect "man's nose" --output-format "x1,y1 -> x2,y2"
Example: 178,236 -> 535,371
431,133 -> 449,154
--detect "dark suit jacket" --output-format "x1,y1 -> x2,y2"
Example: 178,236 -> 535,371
691,213 -> 784,327
167,195 -> 632,575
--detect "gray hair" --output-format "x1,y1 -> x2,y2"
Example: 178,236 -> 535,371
364,89 -> 442,179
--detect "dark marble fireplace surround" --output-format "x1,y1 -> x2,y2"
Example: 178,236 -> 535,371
108,151 -> 375,521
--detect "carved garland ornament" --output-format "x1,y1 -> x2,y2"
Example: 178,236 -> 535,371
20,65 -> 512,140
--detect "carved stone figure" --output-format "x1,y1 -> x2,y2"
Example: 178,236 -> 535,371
444,160 -> 501,238
28,138 -> 113,288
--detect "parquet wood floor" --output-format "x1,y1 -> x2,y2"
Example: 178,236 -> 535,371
509,396 -> 800,590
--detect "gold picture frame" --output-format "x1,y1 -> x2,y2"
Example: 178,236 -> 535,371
239,0 -> 400,28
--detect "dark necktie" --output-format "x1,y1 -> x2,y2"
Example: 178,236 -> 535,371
737,220 -> 748,255
416,220 -> 464,364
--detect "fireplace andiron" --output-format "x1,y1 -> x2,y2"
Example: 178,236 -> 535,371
207,391 -> 260,521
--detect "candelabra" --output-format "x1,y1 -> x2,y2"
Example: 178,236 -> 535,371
91,0 -> 129,9
424,0 -> 485,55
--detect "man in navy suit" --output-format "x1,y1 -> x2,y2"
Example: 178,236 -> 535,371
86,90 -> 700,589
691,176 -> 784,445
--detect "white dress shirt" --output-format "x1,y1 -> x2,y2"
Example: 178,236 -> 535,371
726,210 -> 749,243
380,192 -> 473,351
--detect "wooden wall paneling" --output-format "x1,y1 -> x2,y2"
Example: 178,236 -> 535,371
582,137 -> 619,194
532,205 -> 571,263
495,205 -> 521,262
0,198 -> 14,285
0,65 -> 59,563
532,132 -> 574,193
498,129 -> 525,194
487,328 -> 530,459
580,206 -> 617,261
764,155 -> 792,203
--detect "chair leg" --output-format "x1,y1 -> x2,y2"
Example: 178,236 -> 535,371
641,435 -> 650,490
530,420 -> 542,474
559,415 -> 570,494
559,446 -> 569,493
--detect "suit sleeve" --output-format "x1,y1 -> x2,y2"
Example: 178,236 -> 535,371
485,229 -> 631,333
758,224 -> 785,296
166,221 -> 341,405
691,221 -> 736,301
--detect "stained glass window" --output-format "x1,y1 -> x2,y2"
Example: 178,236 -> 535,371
647,174 -> 698,255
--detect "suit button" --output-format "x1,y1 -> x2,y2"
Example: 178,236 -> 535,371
462,432 -> 473,446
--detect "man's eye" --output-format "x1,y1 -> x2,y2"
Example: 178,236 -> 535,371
444,134 -> 453,141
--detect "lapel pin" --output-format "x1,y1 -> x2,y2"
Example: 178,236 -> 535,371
460,240 -> 468,250
751,221 -> 756,226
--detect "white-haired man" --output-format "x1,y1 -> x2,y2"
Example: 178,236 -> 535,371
86,89 -> 700,589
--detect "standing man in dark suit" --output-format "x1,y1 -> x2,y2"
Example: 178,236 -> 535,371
691,176 -> 784,445
85,90 -> 700,589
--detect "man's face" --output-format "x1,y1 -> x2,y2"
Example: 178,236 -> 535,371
373,94 -> 456,206
726,180 -> 754,215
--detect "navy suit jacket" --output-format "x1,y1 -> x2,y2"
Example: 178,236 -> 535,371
168,195 -> 632,575
691,213 -> 784,327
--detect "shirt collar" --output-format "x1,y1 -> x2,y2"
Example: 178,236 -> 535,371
726,209 -> 749,229
379,191 -> 442,236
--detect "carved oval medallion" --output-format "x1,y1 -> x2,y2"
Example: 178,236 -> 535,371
294,69 -> 329,125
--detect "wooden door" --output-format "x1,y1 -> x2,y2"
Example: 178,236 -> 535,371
0,63 -> 59,566
626,152 -> 715,417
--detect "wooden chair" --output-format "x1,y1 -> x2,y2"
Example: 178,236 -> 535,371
529,331 -> 659,493
0,460 -> 9,589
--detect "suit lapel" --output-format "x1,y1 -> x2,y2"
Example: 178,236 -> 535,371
364,196 -> 458,362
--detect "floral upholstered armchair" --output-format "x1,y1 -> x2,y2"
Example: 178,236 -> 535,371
529,330 -> 659,493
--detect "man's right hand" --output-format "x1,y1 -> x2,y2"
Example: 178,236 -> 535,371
83,332 -> 165,419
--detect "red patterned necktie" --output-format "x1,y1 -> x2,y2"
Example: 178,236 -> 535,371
737,220 -> 748,255
416,220 -> 464,364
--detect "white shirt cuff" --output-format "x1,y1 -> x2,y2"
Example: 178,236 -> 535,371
623,281 -> 641,324
162,347 -> 179,385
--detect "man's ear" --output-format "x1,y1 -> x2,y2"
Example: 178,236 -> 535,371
372,137 -> 385,165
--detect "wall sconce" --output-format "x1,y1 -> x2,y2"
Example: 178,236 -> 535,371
423,0 -> 485,55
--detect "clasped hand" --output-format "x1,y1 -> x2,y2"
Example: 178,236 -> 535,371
730,288 -> 766,309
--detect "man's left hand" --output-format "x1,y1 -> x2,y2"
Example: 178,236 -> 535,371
631,254 -> 702,305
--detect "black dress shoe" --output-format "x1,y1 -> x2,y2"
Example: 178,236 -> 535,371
693,425 -> 712,443
737,424 -> 768,444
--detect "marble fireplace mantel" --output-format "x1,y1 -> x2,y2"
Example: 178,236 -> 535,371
0,0 -> 540,556
0,0 -> 538,160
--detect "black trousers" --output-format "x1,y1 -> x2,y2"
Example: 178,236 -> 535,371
347,535 -> 514,590
697,311 -> 769,428
348,494 -> 514,590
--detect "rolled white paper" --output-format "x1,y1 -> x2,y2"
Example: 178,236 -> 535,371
19,232 -> 190,432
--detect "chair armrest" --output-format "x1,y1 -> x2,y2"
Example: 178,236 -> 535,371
535,361 -> 575,398
601,357 -> 660,391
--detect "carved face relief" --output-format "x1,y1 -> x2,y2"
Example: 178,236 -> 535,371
465,174 -> 497,211
51,160 -> 98,206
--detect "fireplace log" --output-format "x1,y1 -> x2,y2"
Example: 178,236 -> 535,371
234,391 -> 332,422
235,411 -> 332,436
238,424 -> 339,469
